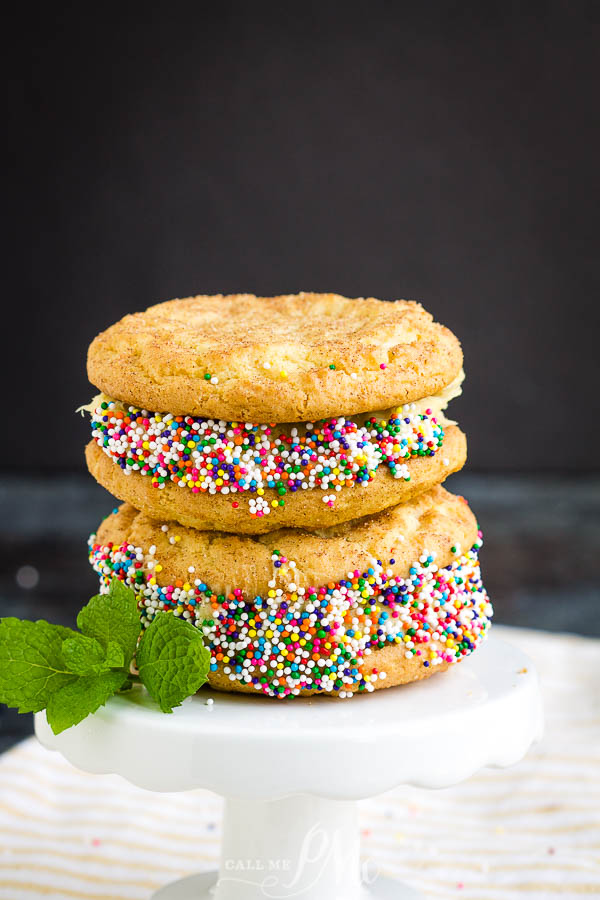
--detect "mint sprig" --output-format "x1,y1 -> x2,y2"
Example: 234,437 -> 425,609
0,579 -> 210,734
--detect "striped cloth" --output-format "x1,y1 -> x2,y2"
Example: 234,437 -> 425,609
0,625 -> 598,899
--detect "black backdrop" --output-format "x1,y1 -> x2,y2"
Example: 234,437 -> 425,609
5,3 -> 599,472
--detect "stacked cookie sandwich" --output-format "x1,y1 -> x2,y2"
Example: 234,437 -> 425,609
85,293 -> 492,698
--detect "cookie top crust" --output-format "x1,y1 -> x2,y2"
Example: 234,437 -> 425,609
87,293 -> 463,421
94,485 -> 477,598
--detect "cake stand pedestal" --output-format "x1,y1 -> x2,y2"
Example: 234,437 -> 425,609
35,636 -> 542,900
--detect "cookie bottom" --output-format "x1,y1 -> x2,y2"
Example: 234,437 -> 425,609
206,642 -> 454,697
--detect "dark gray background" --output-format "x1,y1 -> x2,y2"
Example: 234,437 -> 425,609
4,3 -> 599,472
1,3 -> 599,749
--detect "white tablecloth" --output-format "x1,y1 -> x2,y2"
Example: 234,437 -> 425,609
0,625 -> 598,899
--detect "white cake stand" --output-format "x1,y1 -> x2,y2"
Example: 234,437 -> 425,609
35,636 -> 542,900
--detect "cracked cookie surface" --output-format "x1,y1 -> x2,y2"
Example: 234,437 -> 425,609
87,293 -> 463,422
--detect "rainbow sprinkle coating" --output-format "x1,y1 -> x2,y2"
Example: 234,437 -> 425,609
89,399 -> 445,518
88,528 -> 492,698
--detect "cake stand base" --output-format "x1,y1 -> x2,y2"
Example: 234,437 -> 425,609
152,873 -> 417,900
152,872 -> 417,900
152,794 -> 419,900
35,637 -> 542,900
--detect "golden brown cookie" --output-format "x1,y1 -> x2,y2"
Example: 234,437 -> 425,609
89,487 -> 492,698
87,293 -> 463,422
86,424 -> 467,534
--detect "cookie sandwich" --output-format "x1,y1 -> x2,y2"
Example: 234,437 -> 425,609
88,486 -> 492,699
85,293 -> 467,533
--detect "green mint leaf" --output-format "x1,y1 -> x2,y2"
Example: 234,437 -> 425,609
62,634 -> 107,675
136,613 -> 210,714
77,579 -> 141,667
105,641 -> 125,668
46,671 -> 129,734
61,635 -> 125,675
0,619 -> 78,713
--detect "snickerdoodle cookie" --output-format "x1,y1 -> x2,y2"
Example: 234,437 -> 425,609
85,422 -> 466,533
87,293 -> 463,422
